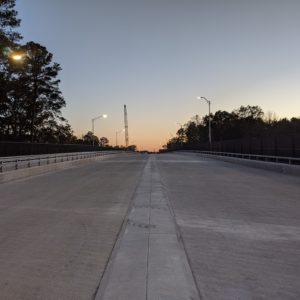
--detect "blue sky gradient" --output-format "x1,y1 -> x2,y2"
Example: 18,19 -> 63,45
16,0 -> 300,150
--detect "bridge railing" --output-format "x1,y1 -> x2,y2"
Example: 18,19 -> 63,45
0,151 -> 122,173
192,150 -> 300,165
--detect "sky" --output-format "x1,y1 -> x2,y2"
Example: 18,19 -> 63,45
16,0 -> 300,151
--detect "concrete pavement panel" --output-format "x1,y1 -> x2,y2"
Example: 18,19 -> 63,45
0,154 -> 146,300
157,152 -> 300,300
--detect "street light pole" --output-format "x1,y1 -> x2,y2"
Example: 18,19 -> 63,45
197,96 -> 212,144
91,114 -> 107,146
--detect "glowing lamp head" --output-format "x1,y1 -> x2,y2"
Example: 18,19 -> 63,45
11,53 -> 26,61
103,114 -> 108,118
12,54 -> 23,60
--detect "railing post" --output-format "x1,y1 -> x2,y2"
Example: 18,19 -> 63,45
15,159 -> 18,170
0,161 -> 3,173
38,158 -> 41,166
27,160 -> 31,168
47,157 -> 50,164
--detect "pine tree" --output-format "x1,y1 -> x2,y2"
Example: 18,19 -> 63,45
16,42 -> 66,141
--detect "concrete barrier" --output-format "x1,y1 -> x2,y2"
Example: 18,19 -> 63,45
0,154 -> 116,184
196,153 -> 300,176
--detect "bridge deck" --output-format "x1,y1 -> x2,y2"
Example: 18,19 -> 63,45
0,152 -> 299,299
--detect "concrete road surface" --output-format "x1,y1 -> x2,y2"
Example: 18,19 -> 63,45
1,152 -> 300,300
0,153 -> 147,300
156,152 -> 300,300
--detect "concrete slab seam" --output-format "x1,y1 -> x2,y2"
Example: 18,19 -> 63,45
93,157 -> 149,300
96,155 -> 200,300
145,159 -> 153,300
147,156 -> 201,300
155,156 -> 204,300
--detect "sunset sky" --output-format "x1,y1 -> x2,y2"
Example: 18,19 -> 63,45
16,0 -> 300,151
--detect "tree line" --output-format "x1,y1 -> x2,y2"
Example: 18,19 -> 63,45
1,1 -> 128,149
166,105 -> 300,150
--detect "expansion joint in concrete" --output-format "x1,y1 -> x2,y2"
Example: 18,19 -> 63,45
96,156 -> 200,300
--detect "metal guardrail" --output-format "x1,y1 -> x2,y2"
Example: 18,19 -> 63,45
0,151 -> 121,173
193,151 -> 300,165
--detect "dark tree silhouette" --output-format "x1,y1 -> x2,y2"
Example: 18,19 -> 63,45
0,0 -> 21,48
1,3 -> 75,145
0,42 -> 68,142
18,42 -> 66,141
127,145 -> 137,151
99,136 -> 109,147
166,105 -> 300,153
0,0 -> 21,137
82,131 -> 99,145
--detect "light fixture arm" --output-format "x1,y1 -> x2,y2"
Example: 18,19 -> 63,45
91,114 -> 107,146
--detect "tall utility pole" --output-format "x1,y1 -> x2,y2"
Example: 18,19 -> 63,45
124,105 -> 129,147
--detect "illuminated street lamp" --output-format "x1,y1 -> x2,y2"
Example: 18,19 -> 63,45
116,129 -> 125,147
3,47 -> 27,61
92,114 -> 107,146
11,53 -> 25,61
196,96 -> 212,144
